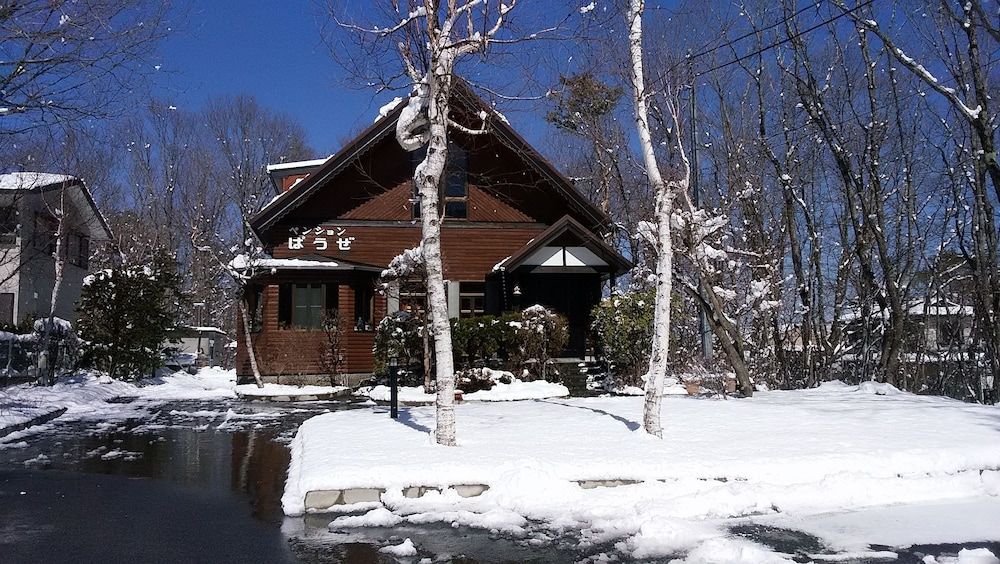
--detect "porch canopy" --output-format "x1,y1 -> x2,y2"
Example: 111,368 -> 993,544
491,215 -> 631,357
493,215 -> 631,277
230,253 -> 383,278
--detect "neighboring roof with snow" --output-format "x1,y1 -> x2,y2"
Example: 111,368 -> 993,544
265,158 -> 330,173
0,171 -> 75,191
840,298 -> 975,322
250,81 -> 611,234
0,171 -> 112,240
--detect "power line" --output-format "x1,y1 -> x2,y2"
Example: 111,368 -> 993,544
692,0 -> 876,79
685,1 -> 822,67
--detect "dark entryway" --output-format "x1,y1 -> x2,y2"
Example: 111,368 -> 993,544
518,273 -> 602,357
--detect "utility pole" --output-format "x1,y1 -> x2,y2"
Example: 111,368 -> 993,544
691,84 -> 712,361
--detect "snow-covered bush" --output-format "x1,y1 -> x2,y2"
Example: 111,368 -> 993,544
76,252 -> 184,381
591,290 -> 654,386
457,366 -> 515,393
511,305 -> 568,381
372,311 -> 423,380
0,317 -> 80,381
450,313 -> 518,370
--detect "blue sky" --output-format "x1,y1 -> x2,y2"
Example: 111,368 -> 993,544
151,1 -> 682,159
155,1 -> 388,155
152,0 -> 577,158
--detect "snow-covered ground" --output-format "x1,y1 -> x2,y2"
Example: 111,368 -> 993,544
0,367 -> 237,433
357,378 -> 569,403
285,381 -> 1000,561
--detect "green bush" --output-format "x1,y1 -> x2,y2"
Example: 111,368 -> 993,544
372,311 -> 423,377
451,313 -> 518,369
77,252 -> 184,381
591,290 -> 655,385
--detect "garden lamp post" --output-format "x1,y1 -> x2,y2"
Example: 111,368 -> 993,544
389,354 -> 399,419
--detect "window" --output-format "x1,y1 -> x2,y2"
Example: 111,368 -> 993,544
409,143 -> 468,220
34,214 -> 57,254
444,145 -> 468,219
354,282 -> 374,331
0,207 -> 16,245
278,283 -> 338,330
938,318 -> 962,349
0,293 -> 12,325
398,279 -> 426,315
67,233 -> 80,266
293,284 -> 324,329
459,281 -> 485,318
248,285 -> 264,332
75,234 -> 89,268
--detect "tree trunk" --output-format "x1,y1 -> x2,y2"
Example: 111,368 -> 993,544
238,298 -> 264,388
417,65 -> 459,447
42,190 -> 67,386
627,0 -> 676,438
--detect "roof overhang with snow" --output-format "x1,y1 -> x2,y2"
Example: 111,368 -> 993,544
0,171 -> 112,240
230,253 -> 383,277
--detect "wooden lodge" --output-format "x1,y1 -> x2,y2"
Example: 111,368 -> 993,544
235,89 -> 630,385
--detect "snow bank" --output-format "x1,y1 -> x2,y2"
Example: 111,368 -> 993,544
357,385 -> 435,403
136,367 -> 236,400
925,549 -> 1000,564
378,538 -> 417,557
235,383 -> 347,398
284,385 -> 1000,558
461,379 -> 568,401
0,368 -> 237,432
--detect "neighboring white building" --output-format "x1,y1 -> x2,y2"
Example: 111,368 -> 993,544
165,326 -> 229,369
0,172 -> 112,326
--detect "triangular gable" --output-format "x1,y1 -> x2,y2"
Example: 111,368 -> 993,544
496,215 -> 631,274
250,83 -> 610,233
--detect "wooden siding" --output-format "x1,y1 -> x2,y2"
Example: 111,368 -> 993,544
272,223 -> 545,281
344,182 -> 533,223
235,278 -> 383,380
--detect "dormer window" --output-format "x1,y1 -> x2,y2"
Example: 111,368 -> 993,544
410,143 -> 468,220
444,145 -> 468,219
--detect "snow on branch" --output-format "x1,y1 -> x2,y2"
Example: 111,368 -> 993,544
841,4 -> 983,122
396,82 -> 430,152
381,245 -> 424,281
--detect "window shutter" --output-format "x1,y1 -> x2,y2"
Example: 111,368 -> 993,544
278,283 -> 292,327
325,283 -> 339,316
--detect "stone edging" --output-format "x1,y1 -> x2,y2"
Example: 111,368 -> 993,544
0,407 -> 67,439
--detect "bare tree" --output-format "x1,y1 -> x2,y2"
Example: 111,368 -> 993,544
199,96 -> 311,388
626,0 -> 688,437
0,0 -> 169,137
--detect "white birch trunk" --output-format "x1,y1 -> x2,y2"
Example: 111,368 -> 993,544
43,189 -> 68,385
238,297 -> 265,388
409,57 -> 458,446
627,0 -> 678,437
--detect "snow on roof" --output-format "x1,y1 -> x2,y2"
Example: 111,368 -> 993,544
0,172 -> 75,191
189,326 -> 227,334
265,158 -> 330,173
229,254 -> 343,272
375,97 -> 404,123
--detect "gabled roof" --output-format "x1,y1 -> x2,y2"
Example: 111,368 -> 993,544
250,83 -> 611,233
0,171 -> 112,240
494,215 -> 631,274
0,172 -> 75,190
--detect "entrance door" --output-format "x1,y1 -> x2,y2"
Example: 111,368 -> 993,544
521,273 -> 601,357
